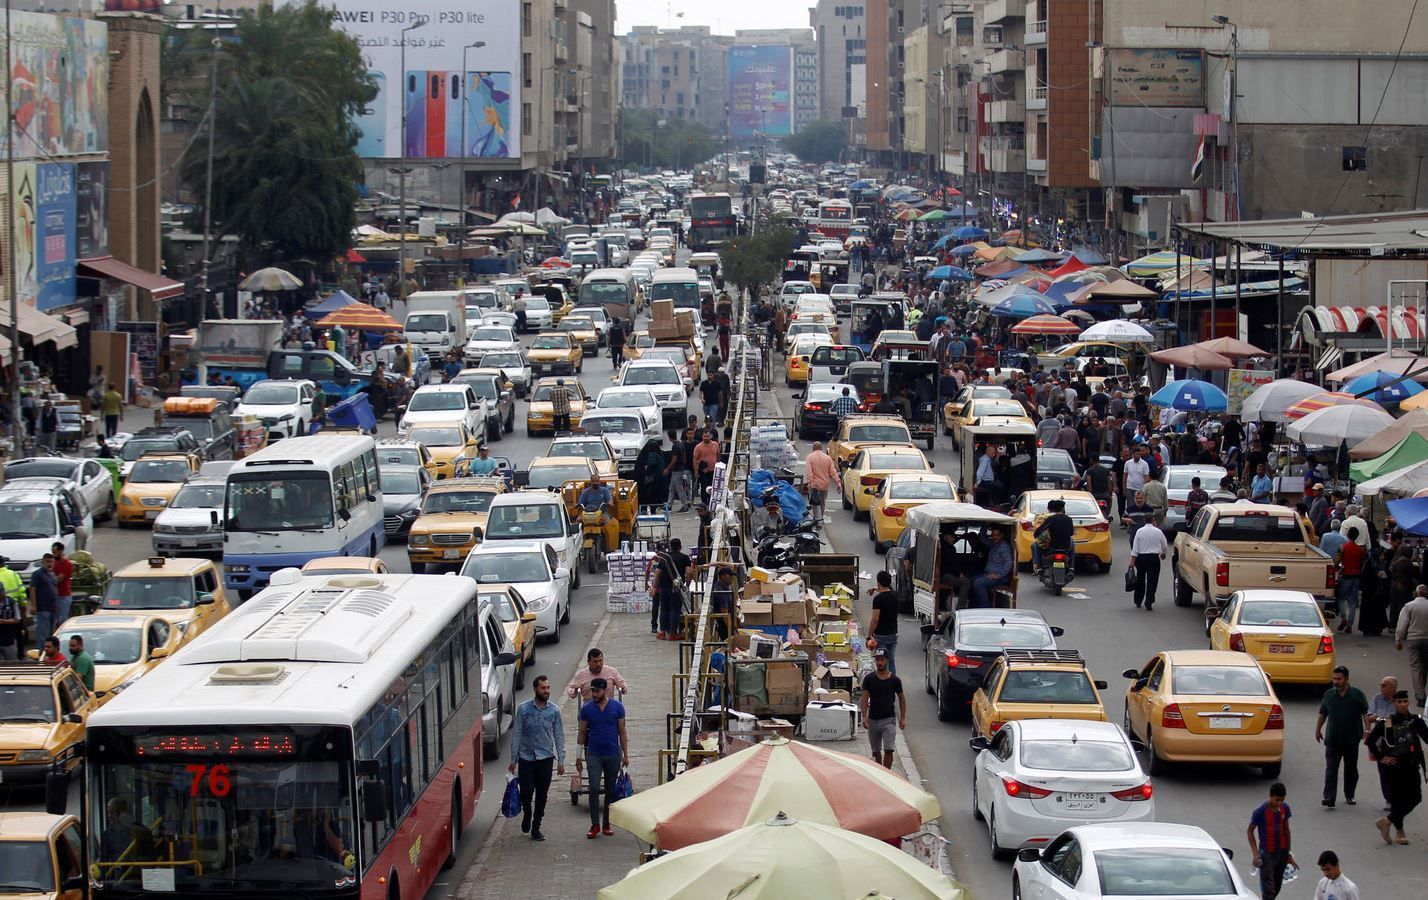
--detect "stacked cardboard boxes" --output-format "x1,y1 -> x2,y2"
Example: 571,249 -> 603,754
649,300 -> 696,339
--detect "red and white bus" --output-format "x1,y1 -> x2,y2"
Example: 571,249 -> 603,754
688,191 -> 736,251
83,571 -> 504,900
817,199 -> 854,240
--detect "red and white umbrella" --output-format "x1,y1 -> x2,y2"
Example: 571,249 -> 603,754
1009,314 -> 1081,336
1283,391 -> 1382,421
608,737 -> 940,850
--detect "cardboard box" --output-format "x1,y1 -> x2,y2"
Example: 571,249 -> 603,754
739,600 -> 773,626
651,298 -> 674,322
826,666 -> 856,694
772,599 -> 808,626
805,701 -> 858,741
820,649 -> 856,668
756,718 -> 796,739
749,566 -> 774,583
811,688 -> 852,703
764,661 -> 805,693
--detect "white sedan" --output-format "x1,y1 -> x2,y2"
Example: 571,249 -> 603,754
970,720 -> 1154,861
461,541 -> 571,644
595,386 -> 662,435
1011,823 -> 1257,899
579,410 -> 659,472
464,324 -> 520,363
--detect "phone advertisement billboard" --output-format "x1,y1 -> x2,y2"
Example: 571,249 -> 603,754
728,45 -> 792,141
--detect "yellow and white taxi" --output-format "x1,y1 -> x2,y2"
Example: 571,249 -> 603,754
1207,589 -> 1335,685
98,557 -> 231,640
46,613 -> 189,705
947,396 -> 1034,447
406,422 -> 482,480
841,445 -> 932,518
526,378 -> 590,436
971,649 -> 1109,739
829,415 -> 916,468
528,332 -> 583,377
407,476 -> 508,572
867,472 -> 957,550
557,316 -> 601,357
117,453 -> 201,527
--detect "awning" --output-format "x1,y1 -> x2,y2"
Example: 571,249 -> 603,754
0,300 -> 79,350
78,256 -> 185,301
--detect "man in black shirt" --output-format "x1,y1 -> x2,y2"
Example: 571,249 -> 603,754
1032,500 -> 1076,574
651,538 -> 692,639
1084,458 -> 1113,516
860,650 -> 905,769
866,571 -> 901,674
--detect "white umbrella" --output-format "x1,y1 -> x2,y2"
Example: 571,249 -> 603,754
1357,459 -> 1428,497
1286,404 -> 1396,447
238,266 -> 302,291
534,207 -> 570,226
1240,380 -> 1331,424
1079,319 -> 1154,343
497,211 -> 536,224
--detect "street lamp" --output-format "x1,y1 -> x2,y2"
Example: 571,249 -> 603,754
398,16 -> 428,306
458,40 -> 486,226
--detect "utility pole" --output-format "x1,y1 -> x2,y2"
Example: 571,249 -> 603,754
458,41 -> 487,226
6,0 -> 20,447
398,17 -> 427,307
199,36 -> 220,321
1213,16 -> 1240,221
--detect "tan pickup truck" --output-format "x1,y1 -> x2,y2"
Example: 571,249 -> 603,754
1171,502 -> 1336,611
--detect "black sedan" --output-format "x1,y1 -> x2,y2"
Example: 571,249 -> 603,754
1035,448 -> 1080,490
921,608 -> 1063,721
797,383 -> 860,440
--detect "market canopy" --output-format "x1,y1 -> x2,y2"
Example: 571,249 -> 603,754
1240,380 -> 1330,424
315,302 -> 403,331
1196,336 -> 1269,359
1071,279 -> 1157,305
1286,404 -> 1396,447
1012,248 -> 1066,264
1150,345 -> 1235,371
1343,369 -> 1427,404
1357,459 -> 1428,497
1047,255 -> 1090,279
1349,432 -> 1428,483
1284,391 -> 1383,421
950,225 -> 988,239
306,290 -> 358,317
238,266 -> 302,292
974,260 -> 1027,279
928,265 -> 974,282
1386,496 -> 1428,536
1010,314 -> 1081,335
1349,409 -> 1428,460
1080,319 -> 1154,343
0,300 -> 77,350
1326,348 -> 1428,384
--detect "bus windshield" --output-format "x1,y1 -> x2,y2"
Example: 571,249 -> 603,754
580,282 -> 631,305
227,472 -> 335,532
649,281 -> 700,307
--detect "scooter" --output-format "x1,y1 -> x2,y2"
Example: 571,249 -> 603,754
1036,546 -> 1076,596
754,518 -> 821,569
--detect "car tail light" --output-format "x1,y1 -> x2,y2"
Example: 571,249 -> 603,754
944,652 -> 984,669
1229,632 -> 1245,652
1037,439 -> 1043,448
884,507 -> 905,517
1000,775 -> 1052,799
1267,705 -> 1285,729
1318,634 -> 1334,655
1325,564 -> 1337,590
1161,703 -> 1187,729
1086,522 -> 1109,532
860,475 -> 881,486
805,402 -> 826,411
1215,562 -> 1230,587
1111,782 -> 1154,801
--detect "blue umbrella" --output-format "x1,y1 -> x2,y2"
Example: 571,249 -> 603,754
951,225 -> 988,240
1388,497 -> 1428,536
849,179 -> 873,190
932,234 -> 959,250
1343,370 -> 1426,404
925,265 -> 973,282
948,243 -> 980,257
306,290 -> 358,317
990,293 -> 1058,319
1150,379 -> 1228,412
946,204 -> 981,219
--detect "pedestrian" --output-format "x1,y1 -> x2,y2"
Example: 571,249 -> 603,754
1184,476 -> 1211,524
566,648 -> 629,702
38,400 -> 58,450
1316,665 -> 1370,807
576,677 -> 628,839
859,648 -> 905,769
67,634 -> 95,692
101,383 -> 124,438
692,430 -> 719,504
28,553 -> 59,647
1335,528 -> 1366,632
698,372 -> 721,424
40,635 -> 67,667
1370,675 -> 1400,810
805,441 -> 838,524
664,430 -> 692,512
1396,584 -> 1428,708
1386,532 -> 1416,627
649,538 -> 691,640
50,543 -> 73,630
1366,688 -> 1428,844
1246,782 -> 1296,900
1142,468 -> 1168,528
549,379 -> 573,433
1129,514 -> 1169,610
1312,850 -> 1359,900
508,675 -> 565,841
0,558 -> 22,660
865,571 -> 900,675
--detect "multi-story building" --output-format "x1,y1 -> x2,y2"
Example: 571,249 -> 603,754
619,26 -> 733,134
732,29 -> 820,136
900,22 -> 947,180
810,1 -> 868,142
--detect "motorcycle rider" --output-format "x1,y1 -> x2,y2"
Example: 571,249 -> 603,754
751,493 -> 784,538
1032,499 -> 1076,575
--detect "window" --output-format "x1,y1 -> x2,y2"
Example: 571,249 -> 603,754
523,52 -> 532,88
1147,657 -> 1165,691
523,102 -> 532,136
522,1 -> 532,37
1343,146 -> 1367,171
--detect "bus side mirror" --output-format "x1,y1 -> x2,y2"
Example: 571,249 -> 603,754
45,769 -> 69,815
360,780 -> 388,822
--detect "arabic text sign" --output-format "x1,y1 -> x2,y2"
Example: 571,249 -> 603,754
1227,368 -> 1274,416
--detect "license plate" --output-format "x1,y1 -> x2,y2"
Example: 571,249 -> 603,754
1053,561 -> 1066,569
443,549 -> 462,560
1268,643 -> 1296,654
145,510 -> 160,519
1037,481 -> 1055,489
1058,792 -> 1097,808
180,539 -> 197,548
1209,716 -> 1242,729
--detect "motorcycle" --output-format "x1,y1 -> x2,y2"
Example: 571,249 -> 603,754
754,518 -> 821,570
1036,546 -> 1076,596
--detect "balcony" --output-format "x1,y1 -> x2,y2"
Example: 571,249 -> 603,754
990,147 -> 1026,172
1026,83 -> 1047,109
984,0 -> 1025,24
1025,20 -> 1047,44
987,48 -> 1025,75
1026,155 -> 1047,171
987,100 -> 1025,122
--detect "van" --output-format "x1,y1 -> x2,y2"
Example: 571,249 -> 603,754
579,268 -> 638,317
650,267 -> 701,318
482,492 -> 582,589
162,396 -> 236,460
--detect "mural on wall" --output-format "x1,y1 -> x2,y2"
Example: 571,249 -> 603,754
1,12 -> 108,157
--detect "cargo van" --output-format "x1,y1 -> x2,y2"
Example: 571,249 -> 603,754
649,267 -> 701,319
579,268 -> 638,319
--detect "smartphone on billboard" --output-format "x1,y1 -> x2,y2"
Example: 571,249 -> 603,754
355,71 -> 386,157
445,73 -> 466,158
404,71 -> 426,158
425,71 -> 447,158
462,72 -> 512,158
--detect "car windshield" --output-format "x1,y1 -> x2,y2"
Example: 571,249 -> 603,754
1020,739 -> 1135,772
170,483 -> 225,509
974,403 -> 1026,418
599,391 -> 655,409
406,313 -> 449,332
480,590 -> 521,622
529,465 -> 592,490
379,470 -> 423,495
0,839 -> 56,892
422,491 -> 494,514
130,459 -> 191,483
1208,514 -> 1304,542
464,552 -> 548,584
1239,600 -> 1321,627
481,353 -> 524,368
1038,453 -> 1077,474
868,454 -> 926,471
243,384 -> 299,406
65,627 -> 143,664
531,335 -> 571,350
553,440 -> 611,460
472,328 -> 512,342
485,503 -> 565,540
998,670 -> 1098,704
1168,468 -> 1227,490
408,426 -> 464,447
120,439 -> 176,462
1170,665 -> 1269,696
408,391 -> 468,412
1095,848 -> 1236,896
0,502 -> 58,538
623,367 -> 678,386
463,379 -> 499,401
1028,498 -> 1103,517
643,349 -> 686,365
5,458 -> 78,479
0,684 -> 56,723
848,425 -> 910,443
888,480 -> 953,500
812,348 -> 862,365
104,575 -> 197,610
582,416 -> 641,436
169,417 -> 215,441
959,622 -> 1054,651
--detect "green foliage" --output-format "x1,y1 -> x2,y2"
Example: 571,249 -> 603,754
720,225 -> 796,301
781,120 -> 849,165
179,1 -> 376,263
619,109 -> 719,171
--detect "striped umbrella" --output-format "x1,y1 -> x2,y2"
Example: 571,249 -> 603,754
607,737 -> 941,850
1283,391 -> 1384,421
315,302 -> 403,331
1010,314 -> 1082,336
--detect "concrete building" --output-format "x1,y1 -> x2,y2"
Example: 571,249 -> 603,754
809,1 -> 868,141
863,0 -> 891,155
900,21 -> 947,180
619,26 -> 733,134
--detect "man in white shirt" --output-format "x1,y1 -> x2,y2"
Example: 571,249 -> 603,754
1122,445 -> 1151,500
1128,514 -> 1170,611
1312,850 -> 1359,900
1341,506 -> 1371,548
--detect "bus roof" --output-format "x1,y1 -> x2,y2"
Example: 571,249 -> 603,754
652,267 -> 699,283
89,573 -> 477,728
229,433 -> 375,472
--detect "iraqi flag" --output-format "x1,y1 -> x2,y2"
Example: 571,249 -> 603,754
1191,135 -> 1206,183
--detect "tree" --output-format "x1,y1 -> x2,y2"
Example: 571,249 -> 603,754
179,1 -> 375,263
720,225 -> 796,302
782,120 -> 849,165
618,109 -> 719,171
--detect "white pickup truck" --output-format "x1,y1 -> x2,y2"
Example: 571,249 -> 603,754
480,492 -> 584,590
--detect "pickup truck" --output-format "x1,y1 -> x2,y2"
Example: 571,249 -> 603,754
1171,502 -> 1336,612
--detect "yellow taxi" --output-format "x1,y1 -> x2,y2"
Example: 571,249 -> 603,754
942,383 -> 1014,426
525,456 -> 602,492
970,649 -> 1110,739
97,557 -> 231,640
623,330 -> 656,363
867,472 -> 957,551
527,377 -> 589,436
1122,649 -> 1284,777
44,613 -> 187,705
301,556 -> 391,576
550,294 -> 574,326
783,321 -> 833,354
1012,490 -> 1114,571
116,452 -> 201,527
786,333 -> 835,386
829,414 -> 916,468
947,396 -> 1034,447
1207,590 -> 1335,685
558,316 -> 601,356
840,445 -> 932,519
548,434 -> 619,477
528,332 -> 584,377
0,811 -> 85,899
479,584 -> 539,688
406,421 -> 482,480
407,476 -> 508,572
0,661 -> 94,787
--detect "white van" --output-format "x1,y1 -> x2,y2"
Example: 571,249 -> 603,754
481,492 -> 583,590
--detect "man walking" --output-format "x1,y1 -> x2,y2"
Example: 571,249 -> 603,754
1246,782 -> 1296,900
859,649 -> 905,769
664,431 -> 692,512
102,383 -> 124,438
805,441 -> 837,524
1334,528 -> 1366,631
1312,851 -> 1359,900
0,560 -> 22,660
28,553 -> 59,647
1129,513 -> 1169,610
549,379 -> 573,433
1370,675 -> 1401,810
50,543 -> 74,631
567,648 -> 629,702
1396,585 -> 1428,708
576,677 -> 628,838
865,571 -> 900,674
1142,468 -> 1168,528
509,675 -> 565,841
1316,665 -> 1370,807
1367,688 -> 1428,844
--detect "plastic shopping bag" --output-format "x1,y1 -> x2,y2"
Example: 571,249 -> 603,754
500,773 -> 521,818
614,768 -> 634,801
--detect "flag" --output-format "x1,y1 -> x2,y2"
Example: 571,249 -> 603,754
1191,135 -> 1206,183
510,192 -> 522,210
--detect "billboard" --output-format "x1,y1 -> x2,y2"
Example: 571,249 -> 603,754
75,161 -> 109,261
0,12 -> 108,157
1109,49 -> 1204,108
728,45 -> 792,141
36,163 -> 76,312
315,1 -> 521,160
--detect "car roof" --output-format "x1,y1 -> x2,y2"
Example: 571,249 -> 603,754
1009,719 -> 1125,742
1069,822 -> 1221,852
1160,649 -> 1264,667
470,540 -> 550,555
1234,589 -> 1319,604
0,660 -> 72,685
428,477 -> 504,494
806,383 -> 858,398
1021,490 -> 1098,501
957,607 -> 1049,625
115,557 -> 215,577
0,479 -> 70,500
844,415 -> 908,427
413,383 -> 469,393
529,456 -> 591,467
61,613 -> 155,630
884,472 -> 954,484
0,810 -> 72,838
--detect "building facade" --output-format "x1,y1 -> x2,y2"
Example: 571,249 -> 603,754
619,25 -> 733,134
810,0 -> 868,141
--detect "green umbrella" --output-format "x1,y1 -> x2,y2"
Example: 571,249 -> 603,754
917,209 -> 950,222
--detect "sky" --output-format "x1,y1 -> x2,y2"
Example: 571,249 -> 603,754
615,0 -> 813,35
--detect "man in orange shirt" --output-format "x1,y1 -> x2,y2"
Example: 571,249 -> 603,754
805,441 -> 838,524
692,430 -> 720,505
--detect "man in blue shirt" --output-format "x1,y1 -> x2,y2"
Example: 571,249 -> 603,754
970,529 -> 1013,608
577,475 -> 614,515
1251,462 -> 1274,503
577,677 -> 628,837
509,676 -> 565,841
467,445 -> 498,476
